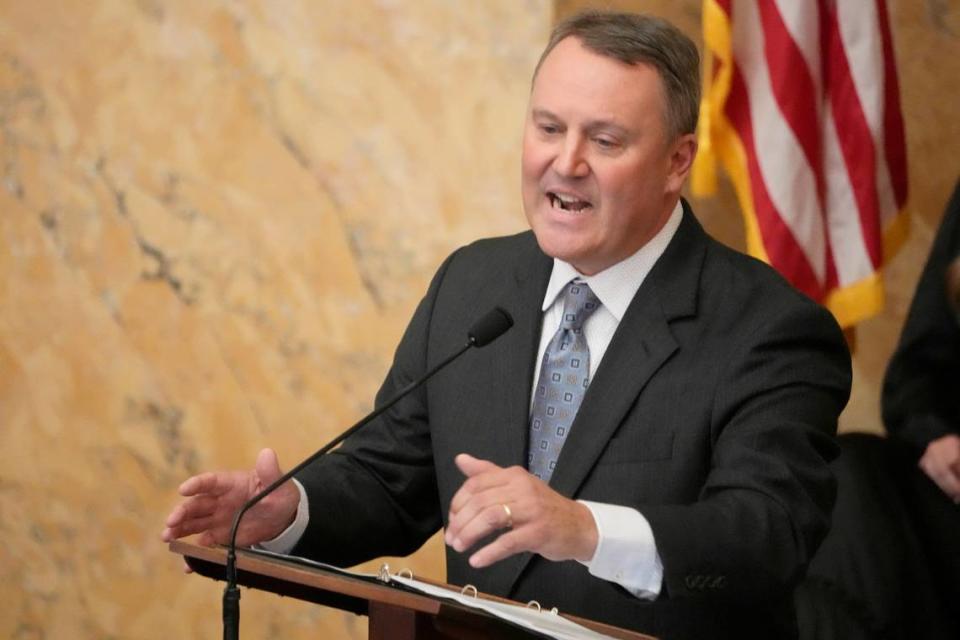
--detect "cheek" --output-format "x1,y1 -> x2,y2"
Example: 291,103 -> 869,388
520,149 -> 542,182
599,158 -> 662,204
521,131 -> 555,177
596,166 -> 642,205
521,142 -> 546,218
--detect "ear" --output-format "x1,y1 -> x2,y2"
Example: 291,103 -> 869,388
665,133 -> 698,194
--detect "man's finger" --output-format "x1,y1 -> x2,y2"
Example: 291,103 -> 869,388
164,505 -> 186,528
448,501 -> 515,552
928,467 -> 960,501
167,495 -> 221,527
254,448 -> 283,485
179,471 -> 233,497
454,453 -> 500,478
943,471 -> 960,502
445,494 -> 487,544
450,474 -> 508,514
449,458 -> 518,515
468,529 -> 528,568
198,530 -> 221,547
950,457 -> 960,475
162,514 -> 220,541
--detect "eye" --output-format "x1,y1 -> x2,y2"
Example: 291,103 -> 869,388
537,122 -> 561,135
593,136 -> 619,150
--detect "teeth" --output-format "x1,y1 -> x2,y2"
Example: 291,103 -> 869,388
548,192 -> 590,212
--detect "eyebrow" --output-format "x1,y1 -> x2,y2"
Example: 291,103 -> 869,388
530,108 -> 630,137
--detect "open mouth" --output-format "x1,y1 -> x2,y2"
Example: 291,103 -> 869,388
548,191 -> 592,212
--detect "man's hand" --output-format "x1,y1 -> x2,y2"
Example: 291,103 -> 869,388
161,448 -> 300,547
444,453 -> 598,568
919,434 -> 960,502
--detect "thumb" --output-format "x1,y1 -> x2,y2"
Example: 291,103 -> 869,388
455,453 -> 499,478
254,448 -> 283,486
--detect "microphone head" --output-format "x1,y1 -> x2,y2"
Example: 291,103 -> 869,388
468,307 -> 514,347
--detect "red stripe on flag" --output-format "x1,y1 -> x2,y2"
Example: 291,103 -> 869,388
823,5 -> 883,268
756,0 -> 839,292
726,63 -> 824,301
816,0 -> 841,293
756,1 -> 824,206
876,0 -> 908,209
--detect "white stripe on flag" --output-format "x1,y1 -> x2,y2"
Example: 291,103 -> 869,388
823,106 -> 875,286
732,0 -> 826,283
773,0 -> 822,101
836,0 -> 899,231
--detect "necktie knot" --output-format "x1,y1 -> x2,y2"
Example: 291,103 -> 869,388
559,282 -> 600,332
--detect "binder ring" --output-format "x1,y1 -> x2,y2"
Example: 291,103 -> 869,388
526,600 -> 541,611
397,568 -> 414,579
460,584 -> 478,598
377,563 -> 392,583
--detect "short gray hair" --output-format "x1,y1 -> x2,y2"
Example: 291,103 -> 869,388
534,11 -> 701,140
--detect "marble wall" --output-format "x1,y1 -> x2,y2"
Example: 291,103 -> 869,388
0,1 -> 548,637
1,1 -> 958,638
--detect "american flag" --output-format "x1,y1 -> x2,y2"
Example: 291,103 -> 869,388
692,0 -> 908,327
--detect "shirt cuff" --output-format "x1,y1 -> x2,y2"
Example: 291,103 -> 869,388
257,479 -> 310,554
576,500 -> 663,600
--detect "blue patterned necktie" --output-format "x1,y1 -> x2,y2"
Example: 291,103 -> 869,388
528,281 -> 601,483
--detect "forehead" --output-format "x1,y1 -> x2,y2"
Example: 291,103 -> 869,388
530,37 -> 666,125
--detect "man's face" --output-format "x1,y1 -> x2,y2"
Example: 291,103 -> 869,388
521,37 -> 696,275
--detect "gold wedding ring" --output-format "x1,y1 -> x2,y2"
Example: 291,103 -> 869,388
501,503 -> 513,529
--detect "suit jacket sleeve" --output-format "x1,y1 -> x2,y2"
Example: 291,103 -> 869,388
642,276 -> 850,603
882,179 -> 960,453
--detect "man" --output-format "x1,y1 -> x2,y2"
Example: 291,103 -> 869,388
163,12 -> 851,639
882,178 -> 960,635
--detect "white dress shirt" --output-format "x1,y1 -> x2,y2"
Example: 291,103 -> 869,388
264,201 -> 685,601
534,201 -> 683,599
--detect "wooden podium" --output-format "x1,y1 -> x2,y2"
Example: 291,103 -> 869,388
170,540 -> 655,640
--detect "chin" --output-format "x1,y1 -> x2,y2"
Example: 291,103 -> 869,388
532,231 -> 590,266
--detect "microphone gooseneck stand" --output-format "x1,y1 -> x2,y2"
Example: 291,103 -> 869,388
222,307 -> 514,639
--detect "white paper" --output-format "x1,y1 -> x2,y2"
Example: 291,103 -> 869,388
248,548 -> 616,639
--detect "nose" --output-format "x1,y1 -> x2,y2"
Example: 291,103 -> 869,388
553,135 -> 589,178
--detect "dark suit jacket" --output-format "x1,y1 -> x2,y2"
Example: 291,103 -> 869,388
293,203 -> 851,640
881,179 -> 960,636
883,179 -> 960,453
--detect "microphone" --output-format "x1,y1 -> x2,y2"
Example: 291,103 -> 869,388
468,307 -> 513,347
222,307 -> 514,639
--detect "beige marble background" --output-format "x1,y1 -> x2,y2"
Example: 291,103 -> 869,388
1,1 -> 958,638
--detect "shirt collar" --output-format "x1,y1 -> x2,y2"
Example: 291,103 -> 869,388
540,200 -> 683,321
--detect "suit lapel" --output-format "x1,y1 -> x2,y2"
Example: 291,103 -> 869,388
487,238 -> 552,469
495,203 -> 708,597
552,207 -> 707,496
549,292 -> 678,494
